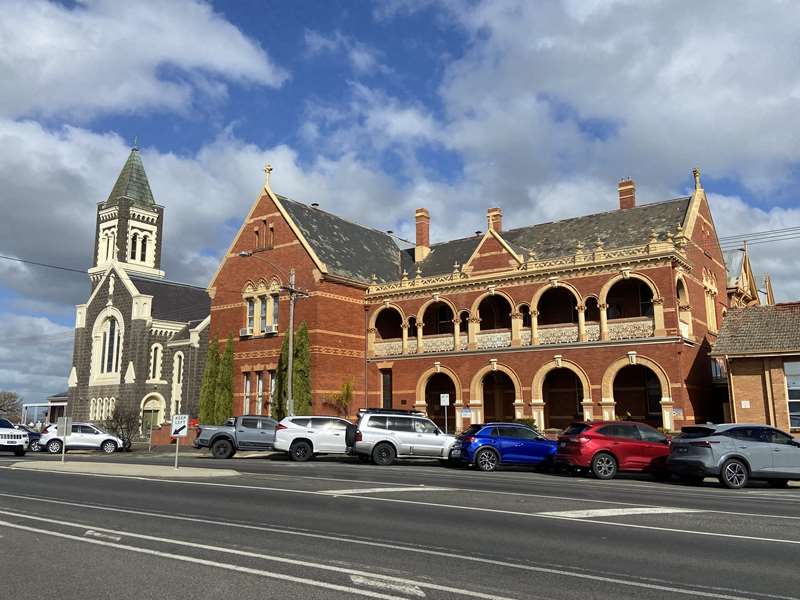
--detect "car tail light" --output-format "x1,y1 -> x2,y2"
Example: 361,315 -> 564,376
690,440 -> 719,448
275,424 -> 287,431
355,430 -> 362,442
576,436 -> 592,444
462,435 -> 476,444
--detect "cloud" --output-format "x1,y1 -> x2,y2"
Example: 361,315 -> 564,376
304,29 -> 387,75
0,0 -> 287,120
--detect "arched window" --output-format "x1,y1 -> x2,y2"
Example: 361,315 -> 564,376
130,233 -> 138,260
422,302 -> 454,336
100,317 -> 121,374
173,352 -> 184,385
89,398 -> 96,420
140,236 -> 148,262
537,287 -> 578,325
375,308 -> 403,339
149,343 -> 163,381
519,304 -> 531,328
584,297 -> 600,321
108,397 -> 116,419
606,279 -> 654,319
478,295 -> 512,330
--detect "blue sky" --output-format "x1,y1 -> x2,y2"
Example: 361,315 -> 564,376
1,0 -> 800,403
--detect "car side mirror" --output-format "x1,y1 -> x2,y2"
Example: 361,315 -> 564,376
792,440 -> 800,448
434,429 -> 440,435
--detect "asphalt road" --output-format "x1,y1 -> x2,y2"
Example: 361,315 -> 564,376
2,451 -> 799,599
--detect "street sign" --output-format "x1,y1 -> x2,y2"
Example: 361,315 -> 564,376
439,393 -> 450,406
171,414 -> 189,437
461,408 -> 472,418
56,416 -> 72,437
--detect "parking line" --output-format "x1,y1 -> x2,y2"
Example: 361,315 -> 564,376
321,486 -> 452,495
538,507 -> 702,519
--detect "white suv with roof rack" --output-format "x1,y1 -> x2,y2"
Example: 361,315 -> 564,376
353,409 -> 457,466
274,416 -> 356,461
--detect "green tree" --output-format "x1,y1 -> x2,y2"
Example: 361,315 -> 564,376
198,339 -> 219,424
271,321 -> 312,418
214,336 -> 234,424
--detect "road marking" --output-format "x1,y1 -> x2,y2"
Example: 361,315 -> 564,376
538,507 -> 702,519
84,529 -> 122,542
351,575 -> 426,597
0,508 -> 511,600
0,494 -> 789,600
0,518 -> 410,600
321,486 -> 452,495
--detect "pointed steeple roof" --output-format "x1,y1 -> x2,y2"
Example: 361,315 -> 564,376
105,146 -> 156,207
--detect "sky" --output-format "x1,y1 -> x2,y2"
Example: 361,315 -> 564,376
2,0 -> 800,404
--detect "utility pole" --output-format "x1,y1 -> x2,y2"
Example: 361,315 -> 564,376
287,268 -> 296,416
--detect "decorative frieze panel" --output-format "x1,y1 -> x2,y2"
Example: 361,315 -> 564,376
539,324 -> 579,345
374,339 -> 403,356
408,339 -> 418,354
424,335 -> 455,353
608,318 -> 655,340
476,330 -> 512,350
585,323 -> 600,342
521,329 -> 532,345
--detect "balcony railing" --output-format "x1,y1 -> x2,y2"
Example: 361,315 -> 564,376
374,339 -> 403,356
539,323 -> 579,345
424,333 -> 455,352
608,317 -> 655,340
476,329 -> 512,350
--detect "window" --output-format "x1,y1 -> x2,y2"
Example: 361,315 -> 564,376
503,427 -> 540,440
637,423 -> 666,443
268,224 -> 275,249
241,418 -> 259,429
130,233 -> 138,260
380,369 -> 392,409
108,397 -> 116,418
726,427 -> 764,442
260,296 -> 268,332
255,372 -> 264,414
246,298 -> 255,332
173,353 -> 184,385
149,344 -> 162,381
140,236 -> 148,262
598,424 -> 640,439
765,429 -> 794,445
388,417 -> 414,432
243,373 -> 251,414
254,228 -> 260,249
311,418 -> 335,429
100,317 -> 121,374
290,418 -> 310,427
268,369 -> 276,404
785,361 -> 800,429
413,418 -> 438,434
271,294 -> 280,328
89,398 -> 96,420
366,416 -> 387,429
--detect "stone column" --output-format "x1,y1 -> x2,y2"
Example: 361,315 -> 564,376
599,303 -> 609,341
530,401 -> 545,430
660,398 -> 675,431
416,321 -> 425,353
401,322 -> 409,354
581,400 -> 594,421
510,311 -> 522,347
600,399 -> 615,420
467,316 -> 479,350
531,309 -> 540,345
577,304 -> 586,342
453,318 -> 461,351
367,327 -> 376,357
653,297 -> 666,336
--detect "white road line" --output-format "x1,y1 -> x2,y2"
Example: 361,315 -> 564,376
321,486 -> 452,495
351,575 -> 426,597
84,529 -> 122,542
0,508 -> 511,600
0,519 -> 408,600
539,507 -> 702,519
0,493 -> 789,600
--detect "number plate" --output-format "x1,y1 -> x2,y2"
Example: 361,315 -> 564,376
677,447 -> 688,453
559,441 -> 566,448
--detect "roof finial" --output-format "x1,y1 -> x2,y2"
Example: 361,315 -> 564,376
132,135 -> 139,151
692,167 -> 702,190
263,162 -> 274,190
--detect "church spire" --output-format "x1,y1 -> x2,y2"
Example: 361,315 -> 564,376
104,146 -> 155,207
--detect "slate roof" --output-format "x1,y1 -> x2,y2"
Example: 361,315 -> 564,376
278,195 -> 407,284
711,303 -> 800,356
129,275 -> 210,323
418,197 -> 691,276
724,249 -> 745,288
104,147 -> 156,207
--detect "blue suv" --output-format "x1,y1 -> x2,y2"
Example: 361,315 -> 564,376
454,423 -> 557,471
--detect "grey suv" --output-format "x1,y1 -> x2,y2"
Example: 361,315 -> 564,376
353,410 -> 457,465
668,423 -> 800,489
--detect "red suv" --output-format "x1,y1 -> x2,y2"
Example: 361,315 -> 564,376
556,421 -> 671,480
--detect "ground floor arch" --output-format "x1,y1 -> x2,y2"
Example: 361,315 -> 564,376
612,365 -> 664,426
424,372 -> 457,433
141,393 -> 167,432
542,369 -> 585,430
468,364 -> 523,424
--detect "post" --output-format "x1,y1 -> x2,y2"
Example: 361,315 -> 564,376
148,424 -> 153,453
174,435 -> 180,470
444,407 -> 448,435
61,436 -> 66,463
287,268 -> 296,417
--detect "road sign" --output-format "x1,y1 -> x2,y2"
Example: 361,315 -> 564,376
171,414 -> 189,437
56,416 -> 72,437
461,408 -> 472,418
439,393 -> 450,406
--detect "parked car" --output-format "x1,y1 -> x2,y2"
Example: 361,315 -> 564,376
556,421 -> 671,480
273,416 -> 356,461
454,422 -> 557,471
194,415 -> 278,459
15,424 -> 42,452
0,418 -> 28,456
40,422 -> 122,454
668,423 -> 800,489
353,409 -> 457,465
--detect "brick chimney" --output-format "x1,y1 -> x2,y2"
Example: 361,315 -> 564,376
487,207 -> 503,232
618,178 -> 635,209
415,208 -> 430,262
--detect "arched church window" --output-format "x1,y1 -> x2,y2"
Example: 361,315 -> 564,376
149,343 -> 163,380
140,236 -> 148,262
101,317 -> 121,374
130,233 -> 138,260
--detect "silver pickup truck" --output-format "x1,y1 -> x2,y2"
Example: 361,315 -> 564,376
194,415 -> 278,459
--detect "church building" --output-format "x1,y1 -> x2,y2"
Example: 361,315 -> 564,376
210,166 -> 728,432
64,147 -> 210,429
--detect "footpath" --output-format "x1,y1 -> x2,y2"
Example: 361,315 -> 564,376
9,461 -> 239,478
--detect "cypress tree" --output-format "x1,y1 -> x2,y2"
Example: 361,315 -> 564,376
198,338 -> 219,424
271,333 -> 289,420
271,321 -> 312,418
214,336 -> 234,424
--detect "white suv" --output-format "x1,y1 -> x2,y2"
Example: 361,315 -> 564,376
40,422 -> 122,454
353,410 -> 457,466
0,418 -> 28,456
274,416 -> 355,461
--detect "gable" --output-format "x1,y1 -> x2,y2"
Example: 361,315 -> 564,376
463,231 -> 522,274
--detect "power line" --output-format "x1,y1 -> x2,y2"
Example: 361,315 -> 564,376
0,254 -> 87,274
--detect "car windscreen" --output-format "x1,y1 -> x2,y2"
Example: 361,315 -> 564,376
460,425 -> 482,436
562,423 -> 590,436
677,426 -> 716,439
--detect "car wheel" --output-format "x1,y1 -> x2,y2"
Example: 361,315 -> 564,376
767,479 -> 789,489
211,439 -> 235,459
591,452 -> 618,480
13,447 -> 25,457
289,440 -> 312,462
46,440 -> 63,454
372,443 -> 396,466
719,458 -> 748,489
101,440 -> 117,454
475,448 -> 499,472
30,440 -> 40,452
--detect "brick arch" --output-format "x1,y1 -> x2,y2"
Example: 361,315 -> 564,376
415,365 -> 463,408
600,355 -> 671,402
531,359 -> 591,403
368,303 -> 406,329
468,362 -> 524,422
599,272 -> 661,305
531,280 -> 583,310
416,297 -> 458,324
469,289 -> 516,316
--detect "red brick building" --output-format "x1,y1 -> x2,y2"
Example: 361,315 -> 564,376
209,167 -> 727,432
